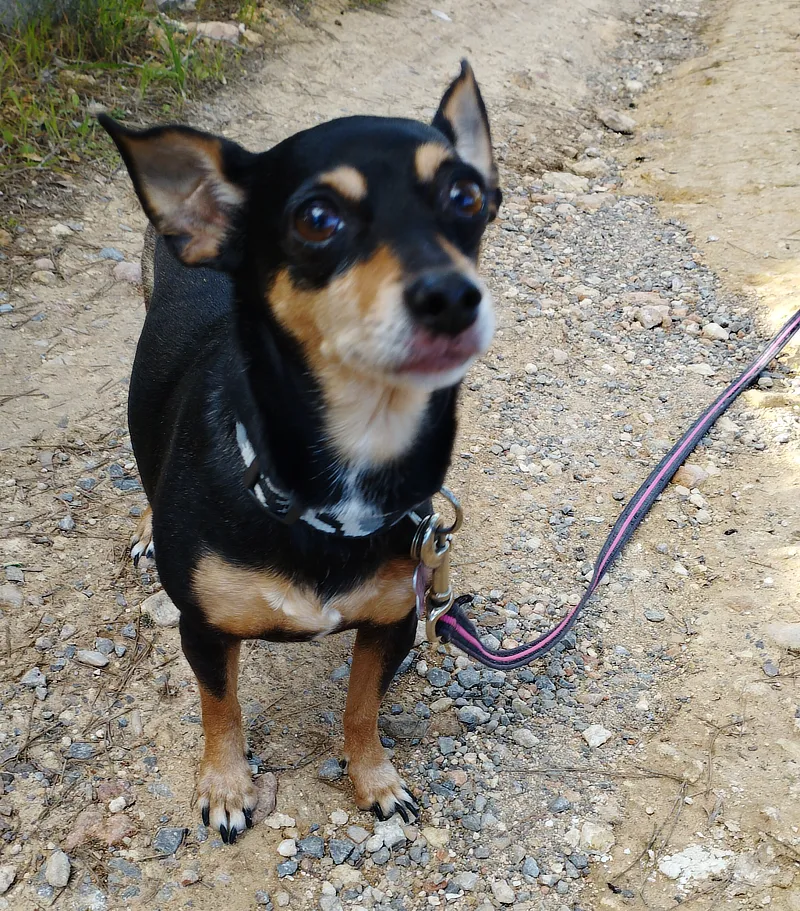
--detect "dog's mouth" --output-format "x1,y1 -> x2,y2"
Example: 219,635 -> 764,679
396,324 -> 485,375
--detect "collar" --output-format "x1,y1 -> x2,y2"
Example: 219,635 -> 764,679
235,420 -> 423,538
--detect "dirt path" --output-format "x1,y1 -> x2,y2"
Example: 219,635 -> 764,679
1,1 -> 799,910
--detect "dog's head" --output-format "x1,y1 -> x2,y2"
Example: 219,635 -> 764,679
101,60 -> 500,391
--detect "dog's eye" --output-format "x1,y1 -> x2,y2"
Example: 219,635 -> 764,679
294,200 -> 343,243
448,179 -> 484,217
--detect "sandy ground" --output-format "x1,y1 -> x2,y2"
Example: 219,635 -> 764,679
1,1 -> 799,910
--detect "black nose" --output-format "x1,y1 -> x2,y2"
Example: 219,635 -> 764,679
404,272 -> 483,337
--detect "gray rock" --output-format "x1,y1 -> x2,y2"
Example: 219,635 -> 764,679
491,880 -> 515,904
522,856 -> 540,879
644,608 -> 666,622
347,825 -> 370,844
453,871 -> 478,891
458,705 -> 491,726
255,891 -> 272,906
21,667 -> 46,687
375,816 -> 406,849
298,835 -> 325,859
461,814 -> 482,832
427,667 -> 450,688
598,108 -> 636,134
329,839 -> 354,864
330,665 -> 350,681
99,247 -> 125,261
5,566 -> 23,583
141,591 -> 180,628
763,661 -> 780,678
318,758 -> 344,781
45,850 -> 70,888
0,584 -> 23,609
512,729 -> 538,749
456,668 -> 481,688
372,846 -> 390,865
277,860 -> 297,877
75,650 -> 109,668
0,865 -> 16,895
582,724 -> 613,748
58,515 -> 76,532
438,737 -> 456,755
152,827 -> 185,855
67,742 -> 94,759
549,796 -> 571,814
95,637 -> 115,655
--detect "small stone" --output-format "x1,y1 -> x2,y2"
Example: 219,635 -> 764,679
108,796 -> 127,813
265,813 -> 296,829
347,826 -> 370,844
636,305 -> 670,329
490,880 -> 515,904
765,622 -> 800,651
422,826 -> 450,848
549,796 -> 571,814
0,866 -> 16,895
582,724 -> 613,748
458,705 -> 490,726
541,171 -> 589,193
21,667 -> 46,687
319,758 -> 344,781
330,664 -> 350,681
550,348 -> 569,365
45,850 -> 70,888
695,509 -> 712,525
141,591 -> 180,627
579,821 -> 615,853
453,872 -> 479,891
114,261 -> 141,283
298,835 -> 325,859
763,661 -> 780,678
67,742 -> 94,759
278,839 -> 297,857
522,856 -> 540,879
461,814 -> 482,832
375,816 -> 406,849
50,223 -> 74,236
5,566 -> 23,583
673,465 -> 709,488
512,729 -> 538,749
702,322 -> 729,341
597,108 -> 636,134
430,696 -> 453,713
99,247 -> 125,261
181,870 -> 199,886
76,649 -> 109,668
644,608 -> 666,623
329,839 -> 354,864
277,860 -> 297,877
330,810 -> 348,826
372,846 -> 390,865
427,667 -> 450,688
32,270 -> 56,285
58,515 -> 75,532
95,637 -> 114,655
153,827 -> 185,855
438,737 -> 456,755
193,20 -> 240,42
686,363 -> 716,377
0,584 -> 23,609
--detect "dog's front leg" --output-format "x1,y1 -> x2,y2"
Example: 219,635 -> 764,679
343,609 -> 419,821
180,618 -> 257,843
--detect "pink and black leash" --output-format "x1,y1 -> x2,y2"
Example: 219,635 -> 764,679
436,307 -> 800,670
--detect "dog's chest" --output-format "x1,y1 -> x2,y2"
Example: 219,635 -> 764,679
192,549 -> 417,639
302,470 -> 390,537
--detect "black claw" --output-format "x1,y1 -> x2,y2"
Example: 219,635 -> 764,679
244,808 -> 253,829
339,758 -> 348,770
404,799 -> 420,819
229,826 -> 238,845
396,803 -> 410,823
220,823 -> 229,844
201,805 -> 210,827
133,554 -> 140,568
372,803 -> 387,821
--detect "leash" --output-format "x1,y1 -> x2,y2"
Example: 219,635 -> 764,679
416,307 -> 800,669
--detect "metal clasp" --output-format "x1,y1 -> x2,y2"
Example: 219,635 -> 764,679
410,488 -> 463,644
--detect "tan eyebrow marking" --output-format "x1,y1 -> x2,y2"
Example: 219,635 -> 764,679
415,142 -> 453,182
318,166 -> 367,202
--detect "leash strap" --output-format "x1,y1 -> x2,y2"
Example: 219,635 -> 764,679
437,307 -> 800,669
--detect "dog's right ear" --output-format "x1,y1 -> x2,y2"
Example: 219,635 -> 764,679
99,114 -> 256,269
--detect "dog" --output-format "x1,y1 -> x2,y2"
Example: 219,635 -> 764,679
99,59 -> 500,844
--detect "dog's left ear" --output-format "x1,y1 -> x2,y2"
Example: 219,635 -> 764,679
99,114 -> 256,269
433,60 -> 501,218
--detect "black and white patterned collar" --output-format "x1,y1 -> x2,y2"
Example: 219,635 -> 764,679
235,420 -> 420,538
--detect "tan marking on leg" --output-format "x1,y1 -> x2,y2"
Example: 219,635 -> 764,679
192,553 -> 416,637
344,631 -> 414,815
414,142 -> 452,183
319,166 -> 367,202
196,643 -> 257,837
130,504 -> 155,569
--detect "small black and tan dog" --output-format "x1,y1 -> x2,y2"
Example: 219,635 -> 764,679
100,60 -> 499,844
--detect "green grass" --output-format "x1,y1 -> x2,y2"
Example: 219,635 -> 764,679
0,0 -> 245,194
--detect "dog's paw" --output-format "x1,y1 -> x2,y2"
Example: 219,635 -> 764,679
197,754 -> 258,845
346,757 -> 419,823
130,507 -> 155,570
